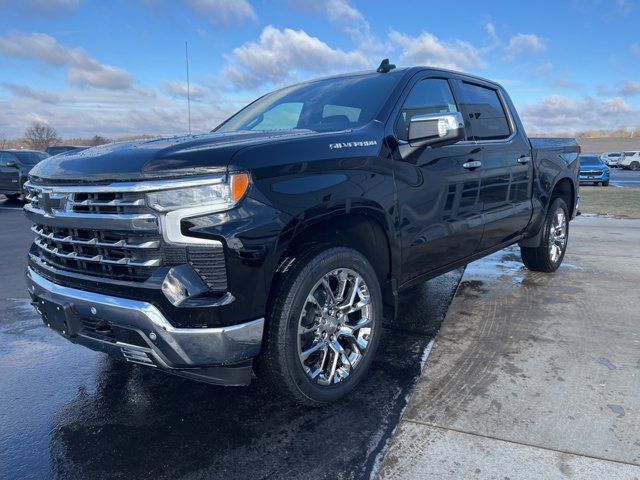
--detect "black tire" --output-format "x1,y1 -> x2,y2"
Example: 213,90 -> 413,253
602,181 -> 609,186
521,197 -> 569,273
630,161 -> 640,171
257,246 -> 382,406
5,193 -> 20,201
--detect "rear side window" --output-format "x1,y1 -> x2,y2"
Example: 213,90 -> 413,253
459,82 -> 512,141
323,104 -> 361,123
395,78 -> 458,141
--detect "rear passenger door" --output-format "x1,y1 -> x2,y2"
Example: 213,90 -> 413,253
455,80 -> 533,251
390,75 -> 484,283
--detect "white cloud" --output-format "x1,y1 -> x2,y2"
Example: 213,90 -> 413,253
222,26 -> 370,90
162,81 -> 208,100
0,85 -> 242,138
388,30 -> 487,71
485,22 -> 499,44
535,62 -> 554,76
630,43 -> 640,57
184,0 -> 257,26
293,0 -> 370,41
619,80 -> 640,97
505,33 -> 547,60
519,95 -> 640,133
0,31 -> 134,90
2,82 -> 60,104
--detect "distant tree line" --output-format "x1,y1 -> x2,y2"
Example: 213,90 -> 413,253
531,128 -> 640,139
0,122 -> 112,151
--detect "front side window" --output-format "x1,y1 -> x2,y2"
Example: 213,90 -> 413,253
459,82 -> 512,141
395,78 -> 459,141
217,72 -> 403,133
0,152 -> 16,166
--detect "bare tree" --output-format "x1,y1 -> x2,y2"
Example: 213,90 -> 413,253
23,122 -> 61,151
89,135 -> 109,146
0,133 -> 6,150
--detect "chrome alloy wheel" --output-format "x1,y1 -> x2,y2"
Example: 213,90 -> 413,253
297,268 -> 373,386
548,208 -> 567,263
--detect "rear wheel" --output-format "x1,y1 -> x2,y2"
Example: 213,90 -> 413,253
5,193 -> 20,201
258,247 -> 382,406
521,197 -> 569,272
602,181 -> 609,186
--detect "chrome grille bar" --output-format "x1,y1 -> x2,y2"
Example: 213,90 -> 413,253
34,237 -> 162,267
31,225 -> 160,249
70,198 -> 146,207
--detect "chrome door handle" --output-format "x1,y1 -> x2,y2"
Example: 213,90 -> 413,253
517,156 -> 531,164
462,160 -> 482,170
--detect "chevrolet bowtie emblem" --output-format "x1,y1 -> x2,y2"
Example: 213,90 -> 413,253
38,191 -> 68,215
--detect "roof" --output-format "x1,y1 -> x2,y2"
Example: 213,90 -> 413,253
0,149 -> 44,153
288,65 -> 503,90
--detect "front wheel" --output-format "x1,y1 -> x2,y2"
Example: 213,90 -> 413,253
521,197 -> 569,272
5,193 -> 20,201
630,161 -> 640,171
258,247 -> 382,406
602,181 -> 609,187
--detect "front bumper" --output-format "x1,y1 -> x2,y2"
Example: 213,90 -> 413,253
26,267 -> 264,385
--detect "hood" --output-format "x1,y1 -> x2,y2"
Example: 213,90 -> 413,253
29,130 -> 318,183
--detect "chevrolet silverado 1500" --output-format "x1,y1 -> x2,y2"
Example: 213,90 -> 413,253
24,62 -> 579,405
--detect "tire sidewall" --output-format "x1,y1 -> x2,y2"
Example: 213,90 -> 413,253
281,248 -> 383,404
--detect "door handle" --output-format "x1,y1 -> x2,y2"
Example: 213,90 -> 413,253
462,160 -> 482,170
517,156 -> 531,164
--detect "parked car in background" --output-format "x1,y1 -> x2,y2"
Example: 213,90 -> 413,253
600,152 -> 621,167
579,154 -> 610,186
619,151 -> 640,170
23,63 -> 580,405
0,150 -> 49,200
45,145 -> 89,156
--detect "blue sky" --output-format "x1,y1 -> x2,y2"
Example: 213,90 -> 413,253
1,0 -> 639,138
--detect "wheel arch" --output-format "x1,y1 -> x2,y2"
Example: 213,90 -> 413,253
520,176 -> 576,248
550,177 -> 576,218
267,212 -> 397,319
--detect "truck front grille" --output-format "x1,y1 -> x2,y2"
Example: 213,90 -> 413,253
25,183 -> 163,282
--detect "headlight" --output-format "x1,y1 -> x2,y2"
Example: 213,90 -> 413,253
147,173 -> 250,212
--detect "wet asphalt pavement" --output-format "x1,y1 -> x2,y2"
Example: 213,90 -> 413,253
0,198 -> 463,480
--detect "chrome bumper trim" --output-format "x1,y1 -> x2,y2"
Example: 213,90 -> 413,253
26,267 -> 264,367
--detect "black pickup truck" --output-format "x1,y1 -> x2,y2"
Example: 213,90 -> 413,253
24,62 -> 579,405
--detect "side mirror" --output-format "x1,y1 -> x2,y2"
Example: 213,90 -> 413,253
408,112 -> 465,148
5,161 -> 17,168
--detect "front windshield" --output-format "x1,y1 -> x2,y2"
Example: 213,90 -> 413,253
580,156 -> 601,166
216,72 -> 403,133
15,151 -> 49,164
